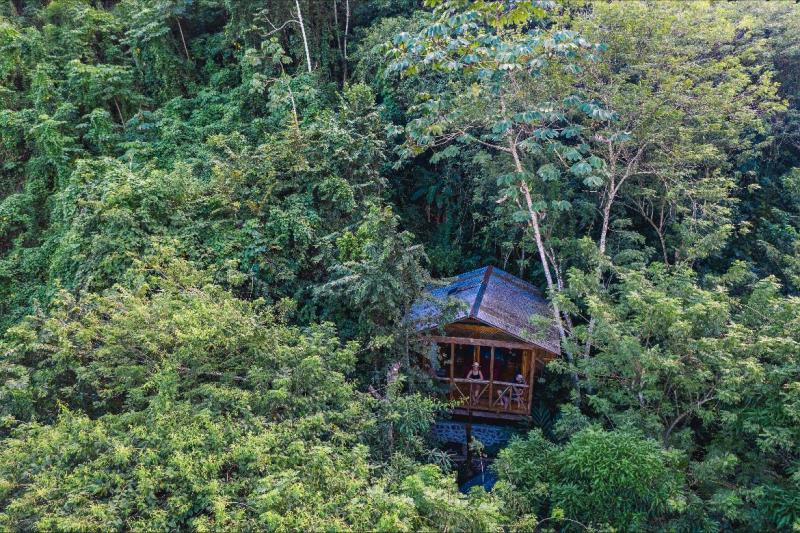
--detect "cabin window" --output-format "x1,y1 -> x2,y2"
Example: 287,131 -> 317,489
453,343 -> 474,378
493,347 -> 524,382
478,346 -> 492,376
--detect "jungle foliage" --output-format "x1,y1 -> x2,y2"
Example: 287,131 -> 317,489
1,0 -> 799,530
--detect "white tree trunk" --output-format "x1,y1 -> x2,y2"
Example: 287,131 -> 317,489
295,0 -> 312,73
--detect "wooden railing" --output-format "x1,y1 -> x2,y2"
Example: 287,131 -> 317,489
436,376 -> 531,415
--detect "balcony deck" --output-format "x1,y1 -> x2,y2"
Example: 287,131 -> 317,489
436,376 -> 531,417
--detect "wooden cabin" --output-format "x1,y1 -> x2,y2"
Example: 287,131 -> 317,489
409,266 -> 560,420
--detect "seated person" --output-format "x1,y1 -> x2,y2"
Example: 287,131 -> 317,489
497,372 -> 527,409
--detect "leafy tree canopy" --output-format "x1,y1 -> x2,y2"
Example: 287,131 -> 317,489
1,0 -> 800,530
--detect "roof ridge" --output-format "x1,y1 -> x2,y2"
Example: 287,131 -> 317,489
456,266 -> 489,278
469,265 -> 493,317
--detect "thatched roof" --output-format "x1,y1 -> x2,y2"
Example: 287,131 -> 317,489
408,266 -> 560,354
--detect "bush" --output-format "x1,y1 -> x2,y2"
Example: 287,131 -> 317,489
495,427 -> 686,530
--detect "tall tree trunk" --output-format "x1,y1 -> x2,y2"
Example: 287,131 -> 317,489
505,125 -> 578,389
176,18 -> 190,61
333,0 -> 343,79
582,191 -> 613,361
295,0 -> 312,73
583,144 -> 647,361
113,98 -> 125,130
343,0 -> 350,81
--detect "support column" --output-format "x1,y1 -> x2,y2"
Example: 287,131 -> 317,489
449,343 -> 455,401
527,351 -> 536,414
489,346 -> 495,412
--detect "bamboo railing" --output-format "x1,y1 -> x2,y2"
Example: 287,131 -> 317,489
436,376 -> 531,415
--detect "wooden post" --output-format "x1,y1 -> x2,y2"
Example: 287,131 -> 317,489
449,343 -> 455,401
489,346 -> 495,412
473,345 -> 479,406
527,350 -> 536,414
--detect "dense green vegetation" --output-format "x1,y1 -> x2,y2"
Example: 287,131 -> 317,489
1,0 -> 799,530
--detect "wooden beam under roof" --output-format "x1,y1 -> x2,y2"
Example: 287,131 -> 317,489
425,334 -> 536,352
